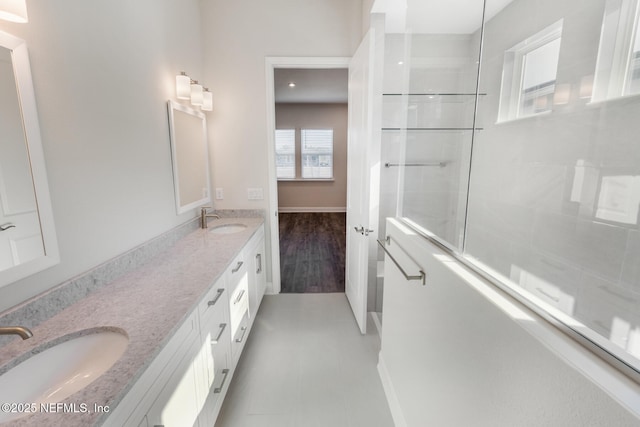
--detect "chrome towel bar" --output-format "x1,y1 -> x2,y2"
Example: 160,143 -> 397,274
384,162 -> 447,168
377,238 -> 426,285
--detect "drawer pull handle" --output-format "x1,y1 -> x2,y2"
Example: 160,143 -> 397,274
234,289 -> 246,304
232,261 -> 244,273
377,238 -> 426,285
208,288 -> 225,307
213,368 -> 230,393
235,326 -> 248,343
212,323 -> 227,344
256,253 -> 262,274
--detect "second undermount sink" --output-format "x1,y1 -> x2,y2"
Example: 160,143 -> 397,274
0,329 -> 128,422
210,223 -> 247,234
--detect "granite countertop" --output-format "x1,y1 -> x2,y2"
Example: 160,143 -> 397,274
0,217 -> 264,426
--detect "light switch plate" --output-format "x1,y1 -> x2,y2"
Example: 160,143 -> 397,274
247,188 -> 263,200
215,188 -> 224,200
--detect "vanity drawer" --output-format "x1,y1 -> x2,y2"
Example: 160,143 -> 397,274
231,311 -> 250,364
229,272 -> 249,338
198,279 -> 227,321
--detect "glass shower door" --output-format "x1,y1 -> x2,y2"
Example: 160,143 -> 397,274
390,3 -> 485,251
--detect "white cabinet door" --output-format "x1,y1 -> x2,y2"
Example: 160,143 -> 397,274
146,339 -> 203,427
248,229 -> 266,320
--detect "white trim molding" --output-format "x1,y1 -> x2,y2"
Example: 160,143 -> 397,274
265,56 -> 350,295
278,207 -> 346,213
377,352 -> 408,427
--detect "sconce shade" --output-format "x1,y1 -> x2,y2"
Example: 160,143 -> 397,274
191,81 -> 203,106
202,89 -> 213,111
176,72 -> 190,100
0,0 -> 28,23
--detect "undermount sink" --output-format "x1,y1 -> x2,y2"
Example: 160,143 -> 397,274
210,223 -> 247,234
0,329 -> 128,422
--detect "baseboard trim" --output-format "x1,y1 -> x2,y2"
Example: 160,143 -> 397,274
378,352 -> 407,427
278,207 -> 346,213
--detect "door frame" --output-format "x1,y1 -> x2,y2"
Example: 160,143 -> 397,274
264,56 -> 351,294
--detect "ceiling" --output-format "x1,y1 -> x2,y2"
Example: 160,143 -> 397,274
272,1 -> 517,103
274,68 -> 348,104
373,0 -> 516,34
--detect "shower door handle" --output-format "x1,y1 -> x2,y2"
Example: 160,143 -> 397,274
364,228 -> 374,236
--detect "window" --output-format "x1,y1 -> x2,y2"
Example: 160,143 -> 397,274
593,0 -> 640,101
275,129 -> 295,179
301,129 -> 333,179
498,20 -> 563,121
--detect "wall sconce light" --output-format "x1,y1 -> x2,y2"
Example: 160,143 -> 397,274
190,80 -> 203,106
176,71 -> 191,100
0,0 -> 28,23
175,71 -> 213,111
202,88 -> 213,111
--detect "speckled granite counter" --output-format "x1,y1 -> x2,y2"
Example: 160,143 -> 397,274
0,217 -> 264,426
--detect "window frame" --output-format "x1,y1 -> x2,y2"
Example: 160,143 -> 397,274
274,128 -> 296,180
592,0 -> 640,101
300,128 -> 334,180
498,20 -> 564,122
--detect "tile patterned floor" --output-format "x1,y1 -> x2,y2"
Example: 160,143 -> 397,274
215,293 -> 394,427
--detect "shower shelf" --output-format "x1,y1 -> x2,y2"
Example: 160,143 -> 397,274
382,93 -> 486,96
382,127 -> 483,131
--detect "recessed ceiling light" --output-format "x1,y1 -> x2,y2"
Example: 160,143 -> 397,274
288,82 -> 296,88
398,61 -> 404,65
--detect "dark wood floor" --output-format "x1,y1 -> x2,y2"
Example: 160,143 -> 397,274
279,212 -> 346,293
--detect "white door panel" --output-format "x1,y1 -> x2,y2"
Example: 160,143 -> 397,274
347,28 -> 382,334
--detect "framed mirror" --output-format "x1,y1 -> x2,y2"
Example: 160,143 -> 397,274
0,30 -> 59,288
167,100 -> 211,214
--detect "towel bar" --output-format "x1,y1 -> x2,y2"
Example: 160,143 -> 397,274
377,239 -> 426,285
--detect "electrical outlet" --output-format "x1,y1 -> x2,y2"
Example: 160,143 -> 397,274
215,188 -> 224,200
247,188 -> 263,200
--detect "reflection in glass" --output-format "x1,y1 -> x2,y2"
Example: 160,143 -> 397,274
0,45 -> 44,272
386,0 -> 640,375
465,0 -> 640,372
626,5 -> 640,95
392,23 -> 481,250
167,101 -> 211,215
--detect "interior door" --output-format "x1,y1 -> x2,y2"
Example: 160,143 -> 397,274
346,29 -> 377,334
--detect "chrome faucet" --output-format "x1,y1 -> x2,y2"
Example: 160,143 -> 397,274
200,206 -> 220,229
0,326 -> 33,340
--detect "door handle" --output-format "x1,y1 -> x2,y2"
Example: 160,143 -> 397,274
353,226 -> 373,236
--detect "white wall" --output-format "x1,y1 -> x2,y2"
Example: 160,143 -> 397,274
0,0 -> 204,312
200,0 -> 363,282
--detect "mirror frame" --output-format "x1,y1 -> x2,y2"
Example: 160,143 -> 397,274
0,30 -> 59,288
167,100 -> 212,214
